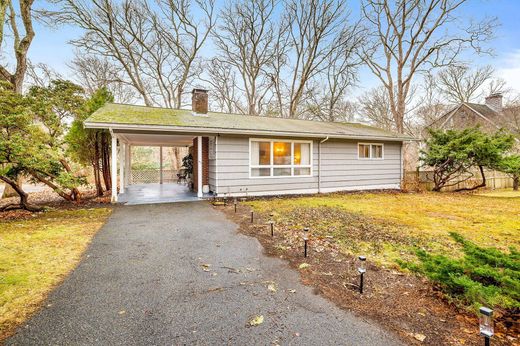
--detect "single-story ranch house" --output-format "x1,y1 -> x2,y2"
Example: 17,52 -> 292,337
85,89 -> 412,204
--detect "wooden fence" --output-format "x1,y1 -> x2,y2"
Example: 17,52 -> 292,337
131,169 -> 179,184
403,169 -> 514,191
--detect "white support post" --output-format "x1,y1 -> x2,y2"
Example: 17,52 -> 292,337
125,144 -> 131,186
197,136 -> 203,198
159,145 -> 163,184
119,142 -> 125,194
111,133 -> 118,203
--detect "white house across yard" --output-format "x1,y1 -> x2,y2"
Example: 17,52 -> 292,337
85,89 -> 412,204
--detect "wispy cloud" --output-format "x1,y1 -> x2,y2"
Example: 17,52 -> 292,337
496,49 -> 520,94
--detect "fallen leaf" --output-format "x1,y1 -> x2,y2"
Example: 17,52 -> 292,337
299,263 -> 310,269
249,315 -> 264,326
267,283 -> 277,292
288,289 -> 296,293
413,333 -> 426,342
118,310 -> 126,315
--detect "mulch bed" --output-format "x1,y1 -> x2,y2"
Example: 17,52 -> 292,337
218,201 -> 518,346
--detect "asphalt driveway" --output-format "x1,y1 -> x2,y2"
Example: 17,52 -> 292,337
7,202 -> 402,345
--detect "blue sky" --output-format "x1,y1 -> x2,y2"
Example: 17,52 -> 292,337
19,0 -> 520,97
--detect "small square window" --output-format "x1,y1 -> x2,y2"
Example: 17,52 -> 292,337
358,143 -> 383,159
358,144 -> 370,158
371,145 -> 383,159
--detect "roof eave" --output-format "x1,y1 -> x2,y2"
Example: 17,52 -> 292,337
85,121 -> 415,142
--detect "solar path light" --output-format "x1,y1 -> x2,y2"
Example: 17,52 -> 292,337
268,213 -> 274,237
358,256 -> 367,294
303,227 -> 310,257
479,307 -> 493,346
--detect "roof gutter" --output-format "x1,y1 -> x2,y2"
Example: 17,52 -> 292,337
318,136 -> 329,194
85,122 -> 415,142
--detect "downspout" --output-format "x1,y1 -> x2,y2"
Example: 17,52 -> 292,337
318,136 -> 329,194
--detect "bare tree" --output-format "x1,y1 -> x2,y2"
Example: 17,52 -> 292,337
436,65 -> 494,103
487,78 -> 510,96
213,0 -> 280,116
358,86 -> 396,132
360,0 -> 497,133
25,61 -> 61,88
51,0 -> 213,108
284,0 -> 349,118
155,0 -> 215,108
304,23 -> 364,122
0,0 -> 35,93
69,54 -> 136,103
202,58 -> 242,114
416,73 -> 450,128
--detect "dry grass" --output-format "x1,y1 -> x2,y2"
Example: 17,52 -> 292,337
248,191 -> 520,267
477,189 -> 520,198
0,207 -> 111,339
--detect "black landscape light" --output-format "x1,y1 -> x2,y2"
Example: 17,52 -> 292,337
303,227 -> 310,257
479,307 -> 494,346
251,210 -> 254,223
234,198 -> 237,213
358,256 -> 367,294
268,213 -> 275,237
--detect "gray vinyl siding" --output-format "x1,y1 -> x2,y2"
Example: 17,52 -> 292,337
319,139 -> 402,190
213,135 -> 402,196
208,136 -> 217,193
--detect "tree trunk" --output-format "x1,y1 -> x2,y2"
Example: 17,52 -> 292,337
513,175 -> 519,191
455,166 -> 487,192
2,177 -> 22,198
101,133 -> 111,191
0,175 -> 42,211
93,134 -> 103,196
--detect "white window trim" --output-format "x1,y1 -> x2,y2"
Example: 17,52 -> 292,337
249,138 -> 313,178
358,142 -> 385,160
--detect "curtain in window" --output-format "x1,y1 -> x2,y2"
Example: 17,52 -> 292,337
251,141 -> 260,165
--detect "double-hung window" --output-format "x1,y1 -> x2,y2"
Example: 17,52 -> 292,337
250,139 -> 312,177
358,143 -> 384,159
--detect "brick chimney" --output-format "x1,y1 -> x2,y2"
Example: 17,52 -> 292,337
485,93 -> 503,113
192,89 -> 208,115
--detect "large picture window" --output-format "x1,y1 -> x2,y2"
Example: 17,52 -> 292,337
358,143 -> 384,159
250,139 -> 312,177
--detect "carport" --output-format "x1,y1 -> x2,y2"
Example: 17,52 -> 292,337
110,131 -> 203,204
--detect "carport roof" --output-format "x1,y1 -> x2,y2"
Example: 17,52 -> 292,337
85,103 -> 413,141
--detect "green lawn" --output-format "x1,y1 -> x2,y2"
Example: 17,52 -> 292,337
247,191 -> 520,311
0,208 -> 111,339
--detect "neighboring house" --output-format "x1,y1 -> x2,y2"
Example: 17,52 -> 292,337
85,89 -> 411,203
431,93 -> 518,134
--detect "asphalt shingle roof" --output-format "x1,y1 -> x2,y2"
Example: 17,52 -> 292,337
85,103 -> 411,141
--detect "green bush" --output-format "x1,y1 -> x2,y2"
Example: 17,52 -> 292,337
399,233 -> 520,312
